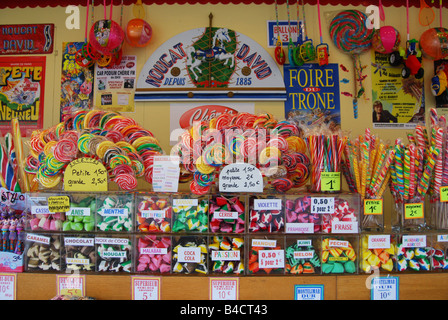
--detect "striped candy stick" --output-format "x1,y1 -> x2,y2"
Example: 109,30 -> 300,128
11,119 -> 29,192
4,133 -> 20,192
0,142 -> 17,191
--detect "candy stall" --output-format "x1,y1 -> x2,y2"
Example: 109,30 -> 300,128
0,0 -> 448,301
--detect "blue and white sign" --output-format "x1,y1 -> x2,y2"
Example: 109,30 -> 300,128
294,284 -> 324,300
371,277 -> 399,300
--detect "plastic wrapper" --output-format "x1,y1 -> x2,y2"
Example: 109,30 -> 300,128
172,194 -> 209,233
63,193 -> 96,232
135,192 -> 172,233
96,192 -> 133,232
25,233 -> 62,272
172,235 -> 208,275
321,235 -> 358,275
95,235 -> 132,273
247,235 -> 285,275
395,233 -> 433,272
285,235 -> 321,275
209,235 -> 245,275
135,235 -> 172,274
248,195 -> 285,233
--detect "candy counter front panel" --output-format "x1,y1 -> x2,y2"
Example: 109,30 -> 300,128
15,273 -> 448,300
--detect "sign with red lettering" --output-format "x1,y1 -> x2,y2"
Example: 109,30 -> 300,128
0,56 -> 45,135
136,27 -> 286,101
0,24 -> 54,55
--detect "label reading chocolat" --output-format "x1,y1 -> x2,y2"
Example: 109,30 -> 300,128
64,237 -> 94,246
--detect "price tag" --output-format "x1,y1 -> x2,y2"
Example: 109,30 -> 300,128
371,277 -> 399,300
258,249 -> 284,269
320,172 -> 341,192
0,274 -> 16,300
294,284 -> 324,300
364,199 -> 383,215
404,202 -> 424,219
219,163 -> 263,193
209,278 -> 239,300
152,156 -> 180,192
48,196 -> 70,213
64,158 -> 108,192
311,197 -> 334,214
440,186 -> 448,202
56,275 -> 85,297
131,276 -> 160,300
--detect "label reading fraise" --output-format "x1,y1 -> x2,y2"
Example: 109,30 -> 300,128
140,247 -> 168,255
285,223 -> 314,234
293,250 -> 314,259
253,199 -> 282,211
99,208 -> 128,216
173,199 -> 198,207
213,211 -> 238,220
402,235 -> 426,248
26,233 -> 50,245
251,239 -> 276,248
331,221 -> 358,233
141,210 -> 165,219
211,250 -> 241,261
178,247 -> 201,263
67,207 -> 91,216
368,235 -> 391,249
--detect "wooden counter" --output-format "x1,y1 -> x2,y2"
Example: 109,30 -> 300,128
14,272 -> 448,300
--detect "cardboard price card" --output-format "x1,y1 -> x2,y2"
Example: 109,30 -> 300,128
131,276 -> 161,300
320,172 -> 341,192
56,275 -> 85,297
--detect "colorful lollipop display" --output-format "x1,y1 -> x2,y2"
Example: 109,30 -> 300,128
26,110 -> 163,191
170,112 -> 310,195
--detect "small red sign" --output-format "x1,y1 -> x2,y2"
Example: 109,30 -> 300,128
303,87 -> 321,92
179,105 -> 238,129
0,24 -> 54,55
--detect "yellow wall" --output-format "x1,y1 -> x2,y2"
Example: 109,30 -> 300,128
0,3 -> 441,228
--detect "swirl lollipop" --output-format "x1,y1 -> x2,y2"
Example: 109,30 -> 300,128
330,10 -> 373,118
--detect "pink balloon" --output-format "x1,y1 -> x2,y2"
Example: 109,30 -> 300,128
372,26 -> 400,54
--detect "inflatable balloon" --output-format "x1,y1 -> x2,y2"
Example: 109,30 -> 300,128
89,19 -> 124,55
432,67 -> 448,96
419,27 -> 448,60
372,26 -> 401,54
126,18 -> 152,47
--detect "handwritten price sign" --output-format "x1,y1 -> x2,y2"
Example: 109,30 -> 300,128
209,278 -> 239,300
64,158 -> 108,192
364,199 -> 383,216
131,276 -> 160,300
320,172 -> 341,192
404,202 -> 424,220
57,275 -> 85,297
219,163 -> 263,193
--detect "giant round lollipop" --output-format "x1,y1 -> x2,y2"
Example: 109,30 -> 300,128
329,10 -> 374,55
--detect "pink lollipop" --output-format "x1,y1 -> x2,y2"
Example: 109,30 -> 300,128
114,173 -> 137,190
53,138 -> 78,163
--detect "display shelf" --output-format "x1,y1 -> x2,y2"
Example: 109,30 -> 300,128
14,273 -> 448,300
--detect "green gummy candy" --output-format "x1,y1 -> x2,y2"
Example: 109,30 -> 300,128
83,215 -> 94,223
71,222 -> 84,231
62,221 -> 72,231
74,216 -> 84,223
344,260 -> 356,273
322,263 -> 334,274
172,220 -> 186,232
84,222 -> 95,232
331,262 -> 345,273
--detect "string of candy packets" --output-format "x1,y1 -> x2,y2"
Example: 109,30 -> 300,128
25,110 -> 163,191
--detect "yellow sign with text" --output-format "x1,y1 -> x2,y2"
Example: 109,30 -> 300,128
364,199 -> 383,215
321,172 -> 341,192
63,158 -> 108,192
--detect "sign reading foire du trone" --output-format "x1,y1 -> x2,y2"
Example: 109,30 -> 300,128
135,27 -> 286,101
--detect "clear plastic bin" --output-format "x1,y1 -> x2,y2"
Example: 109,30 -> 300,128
135,235 -> 172,274
209,235 -> 245,275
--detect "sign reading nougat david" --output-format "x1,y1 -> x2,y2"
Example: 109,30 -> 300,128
135,27 -> 286,101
